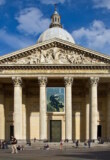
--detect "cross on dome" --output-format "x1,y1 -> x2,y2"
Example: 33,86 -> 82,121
54,3 -> 57,11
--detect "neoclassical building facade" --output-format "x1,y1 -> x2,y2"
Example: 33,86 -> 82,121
0,9 -> 110,142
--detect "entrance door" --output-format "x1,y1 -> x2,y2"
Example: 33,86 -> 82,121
97,125 -> 102,138
10,125 -> 14,138
50,120 -> 61,142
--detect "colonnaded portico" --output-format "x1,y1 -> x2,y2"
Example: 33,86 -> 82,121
0,8 -> 110,142
0,76 -> 110,142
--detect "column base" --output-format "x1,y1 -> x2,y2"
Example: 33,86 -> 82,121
39,139 -> 48,143
90,139 -> 99,143
17,140 -> 27,144
64,139 -> 73,143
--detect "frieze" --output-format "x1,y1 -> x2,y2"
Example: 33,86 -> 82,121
1,48 -> 107,65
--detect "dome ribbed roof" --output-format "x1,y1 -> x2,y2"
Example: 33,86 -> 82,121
37,27 -> 75,44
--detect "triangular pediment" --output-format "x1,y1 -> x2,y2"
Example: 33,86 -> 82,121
0,38 -> 110,65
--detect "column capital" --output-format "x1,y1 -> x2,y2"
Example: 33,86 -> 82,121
64,77 -> 73,86
12,77 -> 22,87
90,77 -> 99,86
38,77 -> 47,86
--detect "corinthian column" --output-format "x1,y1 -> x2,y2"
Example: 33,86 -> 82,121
12,77 -> 23,140
107,86 -> 110,138
64,77 -> 73,141
38,77 -> 47,140
90,77 -> 99,140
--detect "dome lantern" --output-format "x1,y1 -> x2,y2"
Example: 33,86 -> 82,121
49,4 -> 62,28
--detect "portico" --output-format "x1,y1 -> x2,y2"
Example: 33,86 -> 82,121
0,75 -> 109,142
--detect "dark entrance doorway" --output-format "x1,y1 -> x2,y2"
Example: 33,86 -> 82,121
10,125 -> 14,138
97,125 -> 102,138
50,120 -> 61,142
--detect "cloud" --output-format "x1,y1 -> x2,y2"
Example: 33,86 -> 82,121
0,0 -> 5,5
93,0 -> 110,10
72,20 -> 110,54
40,0 -> 65,4
0,29 -> 34,52
16,7 -> 50,35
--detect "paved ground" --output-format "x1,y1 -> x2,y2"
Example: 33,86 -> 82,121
0,146 -> 110,160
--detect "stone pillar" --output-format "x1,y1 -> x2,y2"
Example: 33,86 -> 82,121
107,86 -> 110,139
12,77 -> 23,140
22,91 -> 26,140
75,112 -> 80,140
0,85 -> 5,140
64,77 -> 73,141
85,90 -> 90,140
38,77 -> 47,140
90,77 -> 99,140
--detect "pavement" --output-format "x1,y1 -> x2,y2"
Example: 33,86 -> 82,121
0,145 -> 110,160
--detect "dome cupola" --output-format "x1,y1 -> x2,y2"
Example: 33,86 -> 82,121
37,5 -> 75,44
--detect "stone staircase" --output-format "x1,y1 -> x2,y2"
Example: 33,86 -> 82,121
24,141 -> 110,150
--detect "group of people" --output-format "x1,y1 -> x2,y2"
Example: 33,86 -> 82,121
10,136 -> 24,153
74,139 -> 91,148
59,139 -> 91,149
0,140 -> 8,149
43,139 -> 91,151
0,137 -> 102,153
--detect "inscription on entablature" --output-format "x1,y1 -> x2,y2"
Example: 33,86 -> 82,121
1,48 -> 107,65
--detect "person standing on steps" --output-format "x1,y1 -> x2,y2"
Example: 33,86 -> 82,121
10,136 -> 18,154
60,140 -> 63,150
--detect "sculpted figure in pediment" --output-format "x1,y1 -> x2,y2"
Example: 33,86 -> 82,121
45,49 -> 54,63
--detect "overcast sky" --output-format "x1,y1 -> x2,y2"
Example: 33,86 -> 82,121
0,0 -> 110,55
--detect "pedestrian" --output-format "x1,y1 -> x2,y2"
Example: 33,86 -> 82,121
88,139 -> 91,148
84,140 -> 87,147
75,140 -> 79,148
34,137 -> 36,143
10,136 -> 18,154
60,140 -> 63,150
44,143 -> 50,150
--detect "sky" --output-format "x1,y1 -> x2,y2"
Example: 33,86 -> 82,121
0,0 -> 110,56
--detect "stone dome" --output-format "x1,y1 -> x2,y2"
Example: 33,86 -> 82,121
37,27 -> 75,44
37,7 -> 75,44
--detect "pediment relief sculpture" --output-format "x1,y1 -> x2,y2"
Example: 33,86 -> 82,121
1,48 -> 107,65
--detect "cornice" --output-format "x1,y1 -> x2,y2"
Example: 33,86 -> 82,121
0,64 -> 110,70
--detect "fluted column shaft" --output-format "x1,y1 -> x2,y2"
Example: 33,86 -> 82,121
85,93 -> 90,140
90,77 -> 99,140
13,77 -> 22,140
64,77 -> 73,140
38,77 -> 47,140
